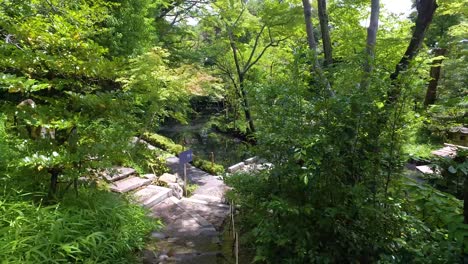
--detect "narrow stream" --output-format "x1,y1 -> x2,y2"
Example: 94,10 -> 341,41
158,114 -> 251,168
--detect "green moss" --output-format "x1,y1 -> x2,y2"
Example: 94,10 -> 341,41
192,158 -> 225,175
142,132 -> 184,155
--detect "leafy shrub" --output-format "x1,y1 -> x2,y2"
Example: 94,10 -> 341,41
119,142 -> 170,176
192,158 -> 225,175
0,189 -> 161,263
225,171 -> 464,263
142,132 -> 225,174
142,132 -> 184,154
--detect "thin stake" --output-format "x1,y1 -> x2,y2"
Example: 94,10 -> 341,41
211,152 -> 214,170
184,163 -> 187,197
235,232 -> 239,264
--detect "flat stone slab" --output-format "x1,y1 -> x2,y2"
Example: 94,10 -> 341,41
244,156 -> 258,165
178,198 -> 229,230
110,176 -> 151,193
187,195 -> 229,208
103,167 -> 136,182
432,146 -> 458,158
134,185 -> 172,208
416,165 -> 435,174
227,162 -> 245,173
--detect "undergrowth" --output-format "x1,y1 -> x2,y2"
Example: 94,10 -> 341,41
0,188 -> 161,263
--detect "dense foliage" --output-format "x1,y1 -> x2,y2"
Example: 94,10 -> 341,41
1,0 -> 466,263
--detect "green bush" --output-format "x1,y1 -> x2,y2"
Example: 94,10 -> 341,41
0,189 -> 161,263
142,132 -> 184,155
192,158 -> 225,175
142,132 -> 225,174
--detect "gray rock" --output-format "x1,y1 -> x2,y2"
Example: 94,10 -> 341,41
159,173 -> 178,184
102,167 -> 136,182
151,232 -> 167,239
143,174 -> 157,180
227,162 -> 245,173
168,182 -> 184,199
244,156 -> 258,165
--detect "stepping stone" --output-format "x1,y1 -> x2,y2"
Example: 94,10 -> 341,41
227,162 -> 245,173
244,156 -> 258,165
110,176 -> 151,193
184,196 -> 229,208
190,194 -> 226,203
178,199 -> 230,230
134,185 -> 173,208
416,165 -> 435,174
103,167 -> 136,182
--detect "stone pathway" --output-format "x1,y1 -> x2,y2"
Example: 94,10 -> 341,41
145,157 -> 230,263
102,143 -> 231,264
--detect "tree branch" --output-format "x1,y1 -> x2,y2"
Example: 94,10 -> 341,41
243,25 -> 266,73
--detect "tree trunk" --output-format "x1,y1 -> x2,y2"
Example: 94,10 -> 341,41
317,0 -> 333,66
48,168 -> 60,200
301,0 -> 334,96
239,75 -> 256,134
424,48 -> 446,107
361,0 -> 380,89
388,0 -> 438,103
464,173 -> 468,224
302,0 -> 318,52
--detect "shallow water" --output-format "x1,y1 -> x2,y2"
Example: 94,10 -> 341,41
158,115 -> 251,168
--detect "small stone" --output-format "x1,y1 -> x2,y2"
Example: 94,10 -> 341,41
143,174 -> 157,180
244,156 -> 258,165
185,241 -> 195,247
158,254 -> 169,261
168,182 -> 183,199
151,232 -> 166,239
159,173 -> 178,184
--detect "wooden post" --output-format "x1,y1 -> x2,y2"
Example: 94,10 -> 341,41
232,202 -> 236,239
184,163 -> 187,197
211,152 -> 215,170
235,232 -> 239,264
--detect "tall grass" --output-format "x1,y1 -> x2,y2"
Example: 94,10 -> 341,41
0,189 -> 161,263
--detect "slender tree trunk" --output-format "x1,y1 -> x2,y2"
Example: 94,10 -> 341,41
228,30 -> 256,135
388,0 -> 438,103
48,168 -> 60,200
239,75 -> 256,134
424,48 -> 446,107
301,0 -> 334,96
317,0 -> 333,66
302,0 -> 318,52
361,0 -> 380,89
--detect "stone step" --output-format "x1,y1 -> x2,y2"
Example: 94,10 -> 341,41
103,167 -> 136,182
183,196 -> 229,209
134,185 -> 173,208
110,176 -> 152,193
178,198 -> 230,230
190,194 -> 227,204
